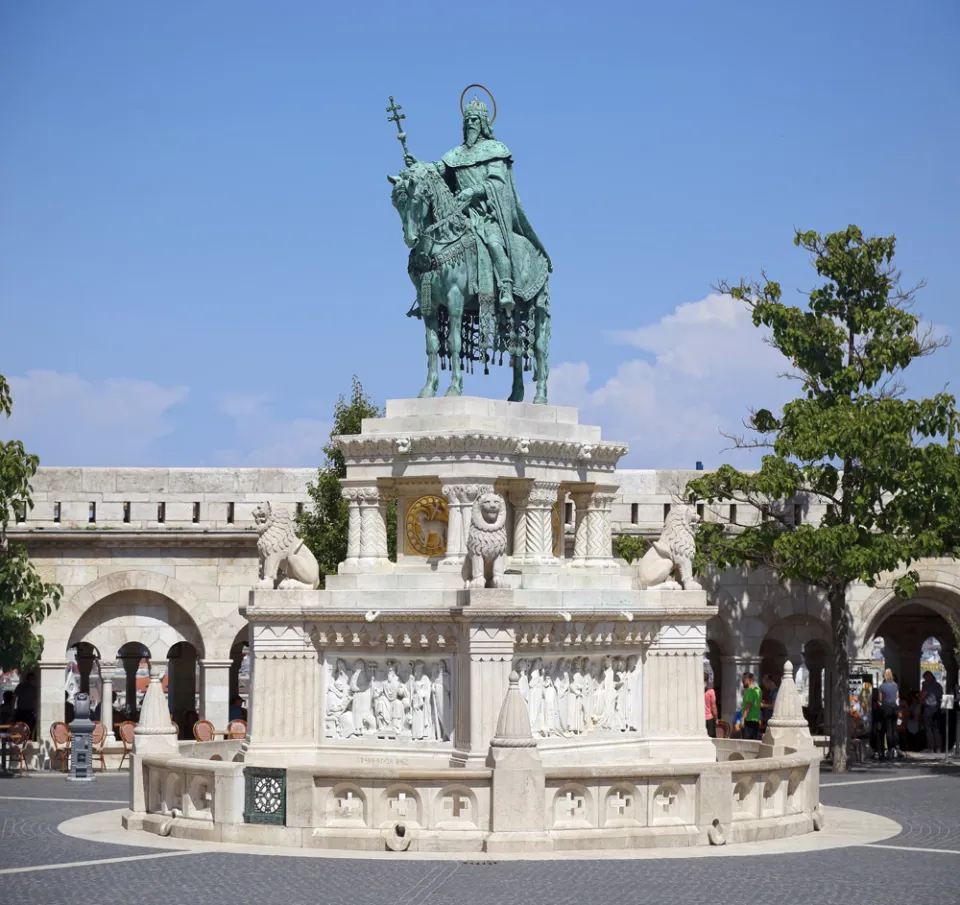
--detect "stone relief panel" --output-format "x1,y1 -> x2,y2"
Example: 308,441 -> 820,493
604,784 -> 641,826
514,655 -> 641,738
324,657 -> 453,741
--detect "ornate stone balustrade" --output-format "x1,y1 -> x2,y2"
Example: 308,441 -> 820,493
128,744 -> 820,850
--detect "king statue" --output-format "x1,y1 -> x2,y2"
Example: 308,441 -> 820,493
404,98 -> 552,312
387,89 -> 553,404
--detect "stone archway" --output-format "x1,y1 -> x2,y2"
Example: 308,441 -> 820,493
48,570 -> 219,660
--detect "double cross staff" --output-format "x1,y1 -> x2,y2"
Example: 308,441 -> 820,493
386,96 -> 411,162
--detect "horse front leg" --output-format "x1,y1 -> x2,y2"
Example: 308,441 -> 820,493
444,282 -> 464,397
507,308 -> 524,402
419,312 -> 440,398
533,296 -> 550,405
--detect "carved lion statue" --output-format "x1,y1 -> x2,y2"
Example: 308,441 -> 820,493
253,502 -> 321,590
634,505 -> 701,591
463,492 -> 508,589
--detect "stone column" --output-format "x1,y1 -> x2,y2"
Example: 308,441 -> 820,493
571,489 -> 616,567
77,649 -> 95,695
122,654 -> 141,719
38,660 -> 69,762
201,660 -> 232,730
720,654 -> 760,721
243,622 -> 321,762
509,485 -> 532,563
359,486 -> 390,565
99,660 -> 116,737
342,487 -> 362,567
439,484 -> 464,567
452,623 -> 515,767
443,483 -> 493,567
524,482 -> 561,564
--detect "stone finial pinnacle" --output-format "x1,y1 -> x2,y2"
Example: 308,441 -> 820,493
492,670 -> 537,747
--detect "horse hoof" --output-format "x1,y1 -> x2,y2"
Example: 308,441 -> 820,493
444,386 -> 462,397
533,394 -> 548,405
418,386 -> 438,399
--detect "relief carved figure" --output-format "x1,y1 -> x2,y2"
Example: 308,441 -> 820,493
254,502 -> 321,590
515,655 -> 642,739
463,491 -> 508,589
635,505 -> 702,591
324,657 -> 453,742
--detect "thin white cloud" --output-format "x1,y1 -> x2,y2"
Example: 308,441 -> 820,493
215,393 -> 329,466
551,294 -> 790,468
0,370 -> 188,465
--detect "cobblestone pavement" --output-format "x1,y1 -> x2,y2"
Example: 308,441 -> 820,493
1,764 -> 959,905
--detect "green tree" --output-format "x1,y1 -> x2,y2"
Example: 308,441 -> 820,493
0,375 -> 62,669
297,378 -> 396,586
686,226 -> 960,771
614,534 -> 650,564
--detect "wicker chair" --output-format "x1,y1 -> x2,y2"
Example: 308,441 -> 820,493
50,721 -> 71,772
91,721 -> 107,772
227,719 -> 247,740
8,722 -> 31,775
117,720 -> 136,770
192,719 -> 215,742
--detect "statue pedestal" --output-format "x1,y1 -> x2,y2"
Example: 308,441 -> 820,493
128,399 -> 820,853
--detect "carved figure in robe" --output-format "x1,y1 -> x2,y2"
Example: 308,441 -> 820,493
613,657 -> 629,731
528,658 -> 544,735
382,661 -> 408,735
431,661 -> 451,741
597,656 -> 617,730
553,658 -> 570,734
410,660 -> 434,740
516,659 -> 530,708
570,658 -> 587,734
542,674 -> 562,736
327,659 -> 356,738
626,655 -> 641,731
350,659 -> 376,733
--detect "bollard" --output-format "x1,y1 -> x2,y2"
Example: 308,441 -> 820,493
67,693 -> 96,783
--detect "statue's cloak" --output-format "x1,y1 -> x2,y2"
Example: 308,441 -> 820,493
442,140 -> 551,301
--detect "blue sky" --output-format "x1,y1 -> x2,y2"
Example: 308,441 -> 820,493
2,2 -> 957,469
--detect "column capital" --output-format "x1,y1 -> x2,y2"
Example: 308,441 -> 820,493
527,482 -> 561,507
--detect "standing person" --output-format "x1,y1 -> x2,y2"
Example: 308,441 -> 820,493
879,668 -> 902,760
870,687 -> 886,759
761,674 -> 779,725
704,673 -> 718,737
738,673 -> 763,740
920,671 -> 943,752
13,672 -> 37,733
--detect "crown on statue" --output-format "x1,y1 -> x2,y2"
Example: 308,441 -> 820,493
463,98 -> 490,121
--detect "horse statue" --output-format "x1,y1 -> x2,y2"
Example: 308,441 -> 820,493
388,162 -> 551,403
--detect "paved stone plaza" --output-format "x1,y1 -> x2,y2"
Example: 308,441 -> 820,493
1,763 -> 958,904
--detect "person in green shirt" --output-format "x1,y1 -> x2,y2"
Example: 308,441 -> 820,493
739,672 -> 763,740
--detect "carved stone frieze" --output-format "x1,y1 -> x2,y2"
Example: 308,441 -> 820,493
516,654 -> 641,737
334,433 -> 628,468
324,656 -> 452,742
